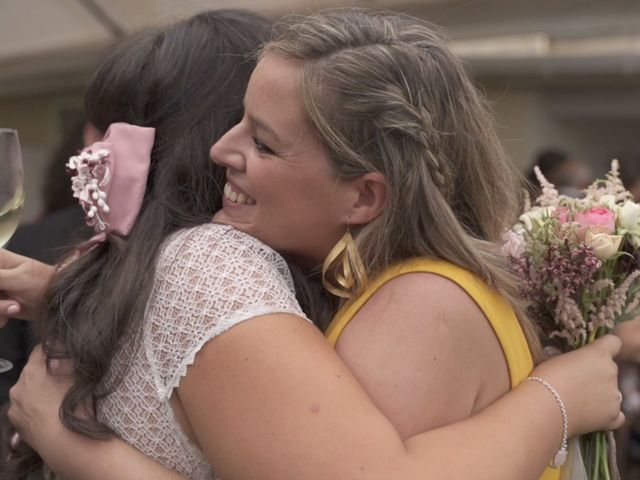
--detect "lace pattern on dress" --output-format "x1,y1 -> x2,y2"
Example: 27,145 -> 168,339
97,223 -> 307,479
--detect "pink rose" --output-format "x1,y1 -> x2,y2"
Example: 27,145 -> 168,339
574,206 -> 616,240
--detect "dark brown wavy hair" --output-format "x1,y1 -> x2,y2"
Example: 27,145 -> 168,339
5,9 -> 276,479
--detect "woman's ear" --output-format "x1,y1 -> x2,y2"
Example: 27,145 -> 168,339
347,172 -> 387,226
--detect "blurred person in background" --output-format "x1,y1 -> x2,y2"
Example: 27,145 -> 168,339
0,120 -> 95,405
615,307 -> 640,469
619,154 -> 640,202
616,154 -> 640,372
526,148 -> 593,198
616,154 -> 640,469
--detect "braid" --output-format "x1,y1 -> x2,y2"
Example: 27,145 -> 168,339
414,104 -> 452,196
424,149 -> 450,194
381,86 -> 453,197
358,69 -> 452,198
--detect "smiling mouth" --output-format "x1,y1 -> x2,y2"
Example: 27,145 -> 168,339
224,182 -> 256,205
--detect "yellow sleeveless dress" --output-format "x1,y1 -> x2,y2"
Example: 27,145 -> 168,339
325,258 -> 560,480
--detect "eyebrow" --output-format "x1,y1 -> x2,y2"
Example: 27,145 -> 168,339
247,113 -> 283,145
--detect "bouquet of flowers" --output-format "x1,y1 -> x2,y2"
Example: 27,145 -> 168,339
503,160 -> 640,480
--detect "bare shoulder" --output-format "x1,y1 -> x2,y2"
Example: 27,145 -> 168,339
340,272 -> 494,367
355,272 -> 486,333
335,272 -> 510,437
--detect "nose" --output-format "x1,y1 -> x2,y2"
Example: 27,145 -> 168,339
210,122 -> 246,171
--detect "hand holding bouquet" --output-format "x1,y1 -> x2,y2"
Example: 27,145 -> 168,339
504,160 -> 640,480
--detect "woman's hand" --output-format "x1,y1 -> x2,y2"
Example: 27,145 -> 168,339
0,250 -> 54,325
531,335 -> 625,437
7,345 -> 72,450
8,346 -> 187,480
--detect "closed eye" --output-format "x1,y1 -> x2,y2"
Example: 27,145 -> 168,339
252,137 -> 275,155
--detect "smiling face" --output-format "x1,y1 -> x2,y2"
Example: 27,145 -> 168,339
211,54 -> 356,266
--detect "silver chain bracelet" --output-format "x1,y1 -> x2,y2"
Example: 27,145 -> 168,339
526,376 -> 569,468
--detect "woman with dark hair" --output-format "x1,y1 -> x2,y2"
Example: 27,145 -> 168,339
3,9 -> 276,478
1,8 -> 624,480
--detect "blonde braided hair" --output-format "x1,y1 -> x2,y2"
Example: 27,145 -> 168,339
263,9 -> 541,359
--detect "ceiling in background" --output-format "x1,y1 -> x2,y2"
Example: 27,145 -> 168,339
2,0 -> 640,97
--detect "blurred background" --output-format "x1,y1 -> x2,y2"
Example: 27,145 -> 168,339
2,0 -> 640,222
1,0 -> 639,475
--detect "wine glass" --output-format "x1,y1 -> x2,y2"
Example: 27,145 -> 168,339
0,128 -> 24,373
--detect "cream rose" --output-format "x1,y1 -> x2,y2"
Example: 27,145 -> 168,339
519,206 -> 555,232
585,231 -> 624,260
618,201 -> 640,248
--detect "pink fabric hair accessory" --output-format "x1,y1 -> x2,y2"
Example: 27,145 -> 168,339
67,123 -> 155,238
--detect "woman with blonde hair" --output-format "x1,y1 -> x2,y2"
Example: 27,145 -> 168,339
4,9 -> 623,480
210,10 -> 561,477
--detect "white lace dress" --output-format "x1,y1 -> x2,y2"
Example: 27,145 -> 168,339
96,223 -> 307,479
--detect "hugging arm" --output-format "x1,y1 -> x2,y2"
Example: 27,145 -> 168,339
11,324 -> 622,480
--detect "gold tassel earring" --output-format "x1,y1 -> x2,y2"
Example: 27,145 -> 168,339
322,230 -> 367,299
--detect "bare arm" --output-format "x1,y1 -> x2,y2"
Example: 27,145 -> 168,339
10,317 -> 623,480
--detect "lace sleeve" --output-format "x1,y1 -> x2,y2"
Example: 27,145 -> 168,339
144,223 -> 308,399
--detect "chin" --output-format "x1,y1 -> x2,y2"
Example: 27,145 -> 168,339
212,212 -> 247,231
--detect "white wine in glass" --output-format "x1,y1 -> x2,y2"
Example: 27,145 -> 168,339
0,128 -> 24,373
